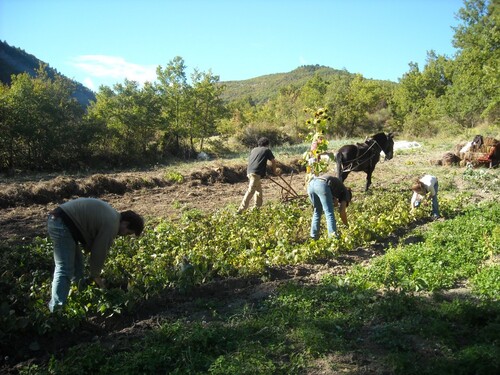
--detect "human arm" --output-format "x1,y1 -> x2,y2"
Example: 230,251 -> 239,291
339,201 -> 348,227
270,158 -> 277,175
89,231 -> 116,280
411,192 -> 426,210
427,183 -> 436,198
410,192 -> 417,210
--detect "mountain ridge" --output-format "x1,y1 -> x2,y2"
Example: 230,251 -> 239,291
0,40 -> 96,107
220,64 -> 356,103
1,41 -> 394,106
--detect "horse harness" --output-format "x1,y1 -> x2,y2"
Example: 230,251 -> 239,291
339,139 -> 383,173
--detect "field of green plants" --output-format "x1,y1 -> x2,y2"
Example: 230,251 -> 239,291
1,141 -> 499,374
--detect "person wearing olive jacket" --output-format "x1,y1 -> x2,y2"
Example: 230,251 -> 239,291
47,198 -> 144,312
308,174 -> 352,239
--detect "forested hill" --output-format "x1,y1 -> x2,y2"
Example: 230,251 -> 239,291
221,65 -> 365,104
0,40 -> 96,107
1,40 -> 392,107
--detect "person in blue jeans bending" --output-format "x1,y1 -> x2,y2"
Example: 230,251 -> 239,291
47,198 -> 144,312
308,174 -> 352,239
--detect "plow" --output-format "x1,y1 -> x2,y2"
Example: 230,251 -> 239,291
268,172 -> 307,202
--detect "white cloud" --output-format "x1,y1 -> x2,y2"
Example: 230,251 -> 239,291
83,77 -> 96,91
71,55 -> 157,86
299,56 -> 308,65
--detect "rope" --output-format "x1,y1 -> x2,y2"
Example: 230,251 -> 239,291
339,140 -> 382,173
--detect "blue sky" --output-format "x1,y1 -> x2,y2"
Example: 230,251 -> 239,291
1,0 -> 463,91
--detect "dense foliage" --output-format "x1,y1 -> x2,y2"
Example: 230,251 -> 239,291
0,57 -> 226,171
0,0 -> 497,173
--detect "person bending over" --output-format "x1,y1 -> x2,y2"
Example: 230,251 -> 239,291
410,174 -> 440,219
308,174 -> 352,239
47,197 -> 144,312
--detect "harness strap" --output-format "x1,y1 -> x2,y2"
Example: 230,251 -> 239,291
339,140 -> 381,173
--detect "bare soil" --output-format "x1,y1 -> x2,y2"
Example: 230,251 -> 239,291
0,159 -> 310,247
0,150 -> 456,246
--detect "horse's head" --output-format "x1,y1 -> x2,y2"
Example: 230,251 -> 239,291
371,132 -> 394,160
384,132 -> 395,160
472,135 -> 483,149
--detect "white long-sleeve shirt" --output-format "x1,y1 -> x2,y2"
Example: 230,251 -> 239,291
419,175 -> 438,196
411,174 -> 438,207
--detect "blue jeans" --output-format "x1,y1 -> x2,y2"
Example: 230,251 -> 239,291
308,178 -> 337,239
47,215 -> 84,312
431,182 -> 440,217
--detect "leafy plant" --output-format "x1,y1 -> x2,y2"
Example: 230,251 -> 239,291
346,201 -> 500,293
301,107 -> 332,176
5,178 -> 500,374
165,171 -> 184,183
470,265 -> 500,299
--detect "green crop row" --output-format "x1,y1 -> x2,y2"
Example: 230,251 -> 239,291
344,200 -> 499,293
0,189 -> 488,353
18,200 -> 499,375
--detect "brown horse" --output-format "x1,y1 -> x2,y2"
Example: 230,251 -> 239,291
336,132 -> 395,191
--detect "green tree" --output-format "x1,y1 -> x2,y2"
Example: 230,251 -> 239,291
324,74 -> 352,136
218,96 -> 260,145
87,80 -> 161,163
299,74 -> 328,109
275,85 -> 301,126
155,56 -> 190,157
390,51 -> 452,136
0,81 -> 16,171
325,74 -> 392,136
273,85 -> 304,141
189,69 -> 226,152
444,0 -> 499,126
0,65 -> 87,170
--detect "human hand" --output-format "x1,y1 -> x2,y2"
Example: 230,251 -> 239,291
77,277 -> 93,291
93,276 -> 107,289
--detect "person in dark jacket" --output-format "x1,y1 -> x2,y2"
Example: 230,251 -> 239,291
308,174 -> 352,239
238,137 -> 277,213
47,198 -> 144,312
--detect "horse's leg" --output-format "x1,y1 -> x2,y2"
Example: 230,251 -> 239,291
336,157 -> 345,181
365,170 -> 372,191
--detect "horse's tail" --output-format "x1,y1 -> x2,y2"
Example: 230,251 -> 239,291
336,151 -> 344,181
